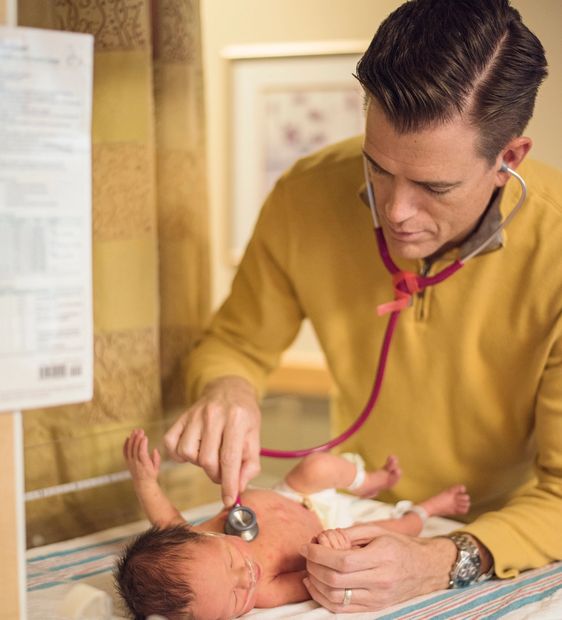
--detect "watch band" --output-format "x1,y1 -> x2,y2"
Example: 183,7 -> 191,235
445,532 -> 493,588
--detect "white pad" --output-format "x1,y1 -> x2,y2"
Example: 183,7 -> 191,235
340,452 -> 366,491
391,499 -> 429,523
58,583 -> 113,619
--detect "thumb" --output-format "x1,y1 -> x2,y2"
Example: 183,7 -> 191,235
163,413 -> 187,461
341,522 -> 389,546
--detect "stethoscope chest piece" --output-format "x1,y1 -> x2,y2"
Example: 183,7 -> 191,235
225,504 -> 259,541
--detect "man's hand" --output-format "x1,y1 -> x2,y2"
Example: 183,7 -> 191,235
164,375 -> 262,507
300,523 -> 456,613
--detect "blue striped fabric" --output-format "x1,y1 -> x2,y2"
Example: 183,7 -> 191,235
27,536 -> 127,592
375,563 -> 562,620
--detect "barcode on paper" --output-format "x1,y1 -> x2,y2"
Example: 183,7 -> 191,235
39,364 -> 67,379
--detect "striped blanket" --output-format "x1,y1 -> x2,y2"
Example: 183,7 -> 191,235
26,501 -> 562,619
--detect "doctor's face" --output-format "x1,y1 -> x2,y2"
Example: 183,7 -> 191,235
363,100 -> 506,261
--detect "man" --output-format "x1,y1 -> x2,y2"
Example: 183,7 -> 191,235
165,0 -> 562,613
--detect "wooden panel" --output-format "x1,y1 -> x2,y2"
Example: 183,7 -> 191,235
266,361 -> 332,397
0,413 -> 26,620
1,7 -> 25,616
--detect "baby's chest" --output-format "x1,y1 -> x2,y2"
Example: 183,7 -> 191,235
255,534 -> 306,576
251,501 -> 322,575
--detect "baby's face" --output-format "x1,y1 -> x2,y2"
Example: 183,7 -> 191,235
188,534 -> 263,619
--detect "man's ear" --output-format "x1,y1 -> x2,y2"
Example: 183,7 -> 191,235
495,136 -> 533,185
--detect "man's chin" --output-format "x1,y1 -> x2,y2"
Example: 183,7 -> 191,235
384,238 -> 436,261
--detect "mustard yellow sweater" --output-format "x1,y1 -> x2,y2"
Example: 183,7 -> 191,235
187,137 -> 562,577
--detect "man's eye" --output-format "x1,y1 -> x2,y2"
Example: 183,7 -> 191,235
424,185 -> 451,196
370,164 -> 386,175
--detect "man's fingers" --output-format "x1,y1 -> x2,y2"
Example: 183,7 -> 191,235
301,542 -> 384,576
305,558 -> 378,592
303,577 -> 367,613
342,522 -> 389,546
172,411 -> 205,465
238,430 -> 261,492
198,405 -> 228,484
163,378 -> 262,500
163,414 -> 190,462
219,410 -> 248,505
239,457 -> 261,494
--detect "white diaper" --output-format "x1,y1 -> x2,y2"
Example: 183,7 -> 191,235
272,452 -> 368,528
273,482 -> 355,529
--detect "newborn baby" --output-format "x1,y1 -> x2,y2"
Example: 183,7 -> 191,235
116,429 -> 469,619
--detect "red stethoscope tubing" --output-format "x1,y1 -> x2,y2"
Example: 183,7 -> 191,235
259,229 -> 462,459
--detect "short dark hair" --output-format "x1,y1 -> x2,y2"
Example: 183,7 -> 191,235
114,524 -> 205,620
356,0 -> 548,163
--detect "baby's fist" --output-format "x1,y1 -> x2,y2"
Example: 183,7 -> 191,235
316,528 -> 352,550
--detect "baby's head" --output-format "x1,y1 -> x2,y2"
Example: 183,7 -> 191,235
115,524 -> 201,619
115,524 -> 262,620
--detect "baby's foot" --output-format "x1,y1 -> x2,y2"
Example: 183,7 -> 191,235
355,455 -> 402,498
419,484 -> 471,518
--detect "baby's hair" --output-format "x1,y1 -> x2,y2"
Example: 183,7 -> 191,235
114,523 -> 206,620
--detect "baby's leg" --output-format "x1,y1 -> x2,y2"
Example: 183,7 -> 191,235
352,454 -> 401,498
284,452 -> 401,496
284,453 -> 357,494
418,484 -> 470,520
372,485 -> 471,536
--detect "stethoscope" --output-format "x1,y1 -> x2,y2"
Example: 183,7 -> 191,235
226,159 -> 528,541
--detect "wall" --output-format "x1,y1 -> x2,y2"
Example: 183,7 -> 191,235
200,0 -> 562,384
0,0 -> 15,25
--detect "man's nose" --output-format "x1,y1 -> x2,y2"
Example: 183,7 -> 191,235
383,183 -> 419,224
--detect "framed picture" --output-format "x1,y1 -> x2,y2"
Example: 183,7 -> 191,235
223,41 -> 367,263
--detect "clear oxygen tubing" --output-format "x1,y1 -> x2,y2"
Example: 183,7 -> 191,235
258,158 -> 527,460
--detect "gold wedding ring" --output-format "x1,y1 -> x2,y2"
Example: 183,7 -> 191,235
342,587 -> 353,606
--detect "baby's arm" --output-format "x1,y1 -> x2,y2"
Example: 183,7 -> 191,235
124,429 -> 184,528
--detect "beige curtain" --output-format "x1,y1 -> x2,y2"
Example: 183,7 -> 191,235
17,0 -> 212,546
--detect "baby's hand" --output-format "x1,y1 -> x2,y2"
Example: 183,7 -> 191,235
315,528 -> 352,550
123,428 -> 161,483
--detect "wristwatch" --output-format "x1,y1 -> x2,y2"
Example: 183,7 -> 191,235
446,533 -> 493,588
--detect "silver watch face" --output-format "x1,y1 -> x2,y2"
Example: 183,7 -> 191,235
455,554 -> 480,587
449,534 -> 482,588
